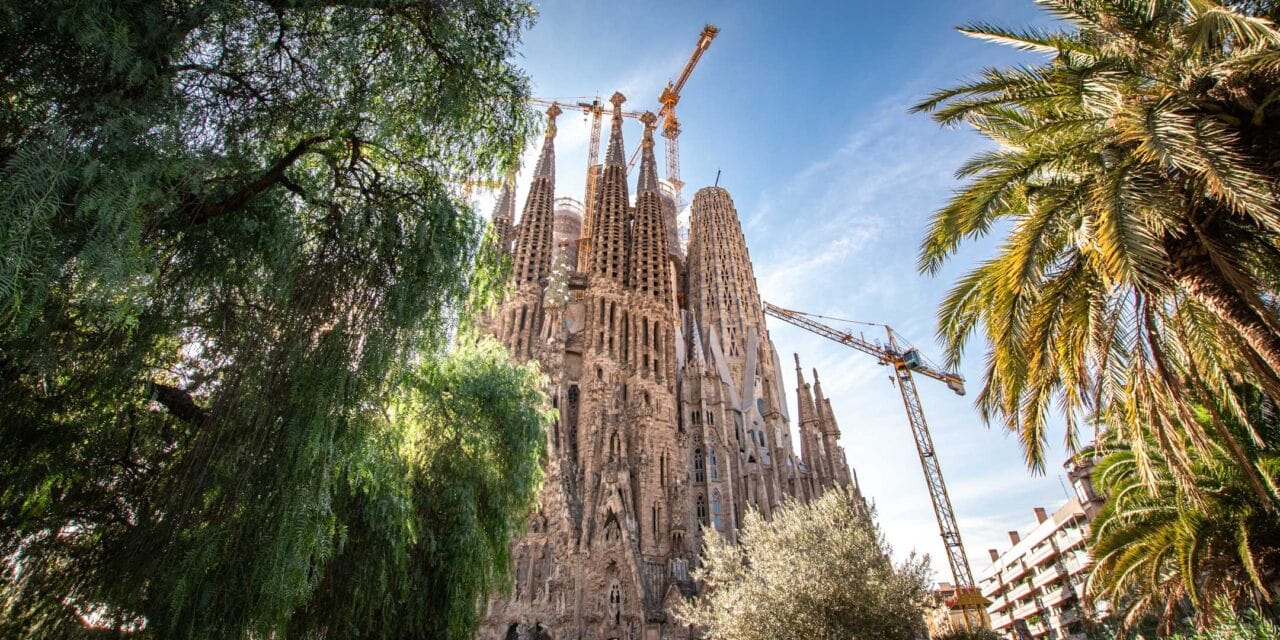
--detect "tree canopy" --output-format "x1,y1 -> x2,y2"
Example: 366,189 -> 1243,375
913,0 -> 1280,505
676,487 -> 932,640
0,1 -> 547,638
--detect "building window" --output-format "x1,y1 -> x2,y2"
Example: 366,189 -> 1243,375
711,490 -> 723,530
708,447 -> 718,480
694,448 -> 705,483
697,495 -> 707,526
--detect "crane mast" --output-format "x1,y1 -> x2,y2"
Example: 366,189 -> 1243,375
624,24 -> 718,205
658,24 -> 717,202
761,302 -> 989,631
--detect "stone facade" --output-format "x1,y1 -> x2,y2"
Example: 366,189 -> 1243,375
480,96 -> 858,640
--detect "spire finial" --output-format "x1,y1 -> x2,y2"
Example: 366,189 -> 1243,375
605,92 -> 627,167
793,353 -> 802,370
532,103 -> 559,180
636,111 -> 659,193
545,102 -> 562,139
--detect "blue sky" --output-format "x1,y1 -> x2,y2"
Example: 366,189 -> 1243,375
491,0 -> 1080,584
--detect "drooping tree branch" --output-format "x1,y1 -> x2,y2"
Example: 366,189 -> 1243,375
149,382 -> 209,426
185,135 -> 330,223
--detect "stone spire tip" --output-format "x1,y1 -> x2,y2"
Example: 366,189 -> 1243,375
604,92 -> 627,167
636,111 -> 659,193
533,103 -> 558,180
544,102 -> 562,138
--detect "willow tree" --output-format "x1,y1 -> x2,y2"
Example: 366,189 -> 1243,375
912,0 -> 1280,498
0,1 -> 545,638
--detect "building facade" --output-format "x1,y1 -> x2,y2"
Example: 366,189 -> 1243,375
480,97 -> 858,640
978,456 -> 1105,640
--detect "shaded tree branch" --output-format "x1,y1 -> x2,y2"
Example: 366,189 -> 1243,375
186,135 -> 330,223
149,382 -> 209,426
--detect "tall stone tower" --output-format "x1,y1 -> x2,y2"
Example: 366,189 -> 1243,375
552,197 -> 583,268
480,96 -> 859,640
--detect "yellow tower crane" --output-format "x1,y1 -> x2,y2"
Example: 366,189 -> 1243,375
625,24 -> 718,206
761,302 -> 991,632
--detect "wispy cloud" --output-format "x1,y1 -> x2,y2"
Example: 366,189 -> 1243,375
742,87 -> 1074,579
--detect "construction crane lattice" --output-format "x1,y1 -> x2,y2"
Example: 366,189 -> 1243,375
762,301 -> 989,631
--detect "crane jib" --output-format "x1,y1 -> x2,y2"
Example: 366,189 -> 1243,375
761,300 -> 990,629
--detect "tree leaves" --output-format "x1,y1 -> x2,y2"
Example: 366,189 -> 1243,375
0,1 -> 542,638
676,488 -> 931,640
915,0 -> 1280,484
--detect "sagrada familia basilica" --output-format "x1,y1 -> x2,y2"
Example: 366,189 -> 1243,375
480,94 -> 858,640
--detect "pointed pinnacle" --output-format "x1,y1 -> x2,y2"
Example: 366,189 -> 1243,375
636,111 -> 659,193
532,104 -> 558,180
605,92 -> 627,167
545,102 -> 562,138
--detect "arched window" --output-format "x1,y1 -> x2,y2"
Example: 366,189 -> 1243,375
693,448 -> 705,483
711,490 -> 723,530
708,447 -> 718,480
696,494 -> 707,526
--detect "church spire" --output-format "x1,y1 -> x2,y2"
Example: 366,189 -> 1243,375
511,103 -> 559,286
590,93 -> 631,282
636,111 -> 660,194
533,102 -> 561,181
795,354 -> 817,427
627,111 -> 669,302
605,91 -> 627,167
489,176 -> 516,255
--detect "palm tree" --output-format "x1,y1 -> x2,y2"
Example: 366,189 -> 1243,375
913,0 -> 1280,496
1087,410 -> 1280,632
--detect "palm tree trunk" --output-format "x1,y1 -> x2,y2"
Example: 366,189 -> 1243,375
1164,231 -> 1280,398
1164,230 -> 1280,511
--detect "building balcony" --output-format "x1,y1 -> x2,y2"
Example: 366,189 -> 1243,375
1001,561 -> 1032,583
1028,543 -> 1056,567
1032,566 -> 1064,589
1057,529 -> 1086,552
989,612 -> 1012,630
1012,600 -> 1041,620
986,593 -> 1011,614
1041,584 -> 1079,608
1008,581 -> 1033,602
1050,607 -> 1083,627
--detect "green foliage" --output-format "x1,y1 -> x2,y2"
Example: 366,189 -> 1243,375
0,1 -> 545,638
676,487 -> 932,640
1169,605 -> 1280,640
934,629 -> 1003,640
1087,400 -> 1280,632
914,0 -> 1280,508
289,337 -> 550,640
1087,601 -> 1279,639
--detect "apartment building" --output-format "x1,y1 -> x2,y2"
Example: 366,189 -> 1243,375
979,456 -> 1105,640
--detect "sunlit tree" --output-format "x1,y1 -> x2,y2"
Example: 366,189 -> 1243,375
914,1 -> 1280,503
676,487 -> 931,640
0,1 -> 545,638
